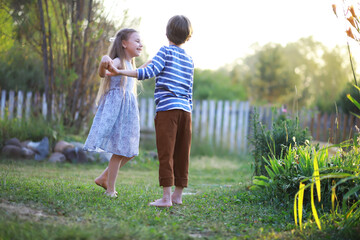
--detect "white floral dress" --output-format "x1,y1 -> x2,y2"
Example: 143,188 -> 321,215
83,62 -> 139,158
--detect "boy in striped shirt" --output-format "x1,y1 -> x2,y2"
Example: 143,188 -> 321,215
107,15 -> 194,207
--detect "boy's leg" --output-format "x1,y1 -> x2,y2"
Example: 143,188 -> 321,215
172,111 -> 192,204
155,110 -> 178,187
149,110 -> 178,207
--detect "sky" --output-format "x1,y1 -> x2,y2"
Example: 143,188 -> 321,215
104,0 -> 360,70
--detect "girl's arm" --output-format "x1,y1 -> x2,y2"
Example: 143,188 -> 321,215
98,55 -> 113,78
106,63 -> 138,78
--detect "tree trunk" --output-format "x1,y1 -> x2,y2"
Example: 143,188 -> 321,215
37,0 -> 50,121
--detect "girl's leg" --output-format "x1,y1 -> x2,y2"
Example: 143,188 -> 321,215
95,156 -> 133,191
106,155 -> 133,194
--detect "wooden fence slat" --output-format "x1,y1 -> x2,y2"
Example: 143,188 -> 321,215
1,90 -> 6,119
208,100 -> 216,144
42,93 -> 47,119
237,102 -> 244,152
200,100 -> 208,140
147,98 -> 154,129
140,98 -> 146,128
242,102 -> 250,151
229,101 -> 237,152
16,90 -> 23,119
215,100 -> 223,146
8,90 -> 15,120
25,91 -> 32,119
194,100 -> 201,136
222,101 -> 230,147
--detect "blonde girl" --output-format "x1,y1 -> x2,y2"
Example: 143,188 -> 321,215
83,28 -> 143,197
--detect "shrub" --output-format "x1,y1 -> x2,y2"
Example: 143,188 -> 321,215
249,108 -> 311,176
0,116 -> 65,149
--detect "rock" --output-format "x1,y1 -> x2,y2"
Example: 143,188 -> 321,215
69,142 -> 84,149
5,138 -> 22,148
27,137 -> 49,160
63,147 -> 88,163
21,147 -> 35,159
20,140 -> 31,148
54,141 -> 74,153
1,145 -> 23,158
49,152 -> 66,163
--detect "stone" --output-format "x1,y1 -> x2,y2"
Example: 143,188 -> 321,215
27,137 -> 49,160
21,147 -> 35,159
63,147 -> 88,163
5,138 -> 22,148
49,152 -> 66,163
54,141 -> 74,153
20,140 -> 31,148
2,145 -> 23,158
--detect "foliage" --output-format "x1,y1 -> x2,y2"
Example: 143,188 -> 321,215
193,68 -> 247,100
249,109 -> 311,176
235,37 -> 352,112
0,42 -> 44,92
0,116 -> 66,149
0,0 -> 140,129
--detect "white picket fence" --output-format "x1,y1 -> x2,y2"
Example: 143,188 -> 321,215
1,90 -> 258,154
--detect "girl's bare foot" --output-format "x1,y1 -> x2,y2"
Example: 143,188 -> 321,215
149,198 -> 172,207
95,177 -> 107,190
171,194 -> 182,205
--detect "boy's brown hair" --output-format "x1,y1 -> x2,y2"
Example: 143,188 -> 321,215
166,15 -> 193,45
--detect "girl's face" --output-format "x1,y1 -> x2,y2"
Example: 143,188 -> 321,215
122,32 -> 143,59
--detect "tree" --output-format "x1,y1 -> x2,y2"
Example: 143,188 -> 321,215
2,0 -> 140,130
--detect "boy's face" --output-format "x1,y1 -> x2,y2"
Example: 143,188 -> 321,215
123,32 -> 143,58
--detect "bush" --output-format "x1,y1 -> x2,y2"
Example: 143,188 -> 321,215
0,116 -> 65,149
249,109 -> 312,176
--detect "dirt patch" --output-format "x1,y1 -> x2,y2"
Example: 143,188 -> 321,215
0,199 -> 65,223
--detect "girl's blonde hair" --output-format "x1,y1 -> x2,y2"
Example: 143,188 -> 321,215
95,28 -> 139,106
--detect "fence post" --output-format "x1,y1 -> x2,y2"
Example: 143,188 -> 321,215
200,100 -> 208,140
243,101 -> 250,151
16,90 -> 24,119
8,90 -> 15,120
25,91 -> 32,119
140,98 -> 146,128
215,100 -> 223,146
229,101 -> 237,152
1,90 -> 6,119
222,101 -> 230,148
42,93 -> 47,119
147,98 -> 154,129
208,100 -> 216,144
194,100 -> 201,136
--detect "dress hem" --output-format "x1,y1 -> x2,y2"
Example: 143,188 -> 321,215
83,146 -> 138,158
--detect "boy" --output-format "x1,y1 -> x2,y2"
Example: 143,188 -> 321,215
107,15 -> 194,207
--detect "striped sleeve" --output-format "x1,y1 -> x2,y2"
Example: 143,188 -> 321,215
137,46 -> 166,80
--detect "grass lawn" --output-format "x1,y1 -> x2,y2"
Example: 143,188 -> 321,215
0,153 -> 347,240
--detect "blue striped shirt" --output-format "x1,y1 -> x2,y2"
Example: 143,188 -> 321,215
137,45 -> 194,113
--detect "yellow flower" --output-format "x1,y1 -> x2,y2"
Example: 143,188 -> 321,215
349,5 -> 357,18
347,16 -> 356,28
346,27 -> 355,39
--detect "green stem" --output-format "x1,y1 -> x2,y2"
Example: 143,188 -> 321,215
347,41 -> 359,97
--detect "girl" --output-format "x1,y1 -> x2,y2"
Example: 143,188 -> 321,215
83,28 -> 143,197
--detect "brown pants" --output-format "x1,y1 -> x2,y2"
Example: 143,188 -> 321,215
155,110 -> 192,187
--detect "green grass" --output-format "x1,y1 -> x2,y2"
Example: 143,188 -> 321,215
0,154 -> 351,240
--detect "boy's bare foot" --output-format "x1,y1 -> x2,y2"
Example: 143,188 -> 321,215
104,191 -> 118,198
149,198 -> 172,207
95,177 -> 107,190
171,194 -> 183,205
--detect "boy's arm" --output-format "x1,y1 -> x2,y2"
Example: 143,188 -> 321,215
106,63 -> 138,78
